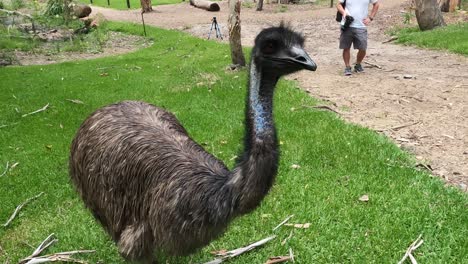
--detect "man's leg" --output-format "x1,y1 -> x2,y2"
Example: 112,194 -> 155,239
343,48 -> 351,67
356,49 -> 366,64
354,28 -> 368,73
339,29 -> 353,76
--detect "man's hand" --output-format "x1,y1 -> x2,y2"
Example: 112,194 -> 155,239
363,17 -> 372,26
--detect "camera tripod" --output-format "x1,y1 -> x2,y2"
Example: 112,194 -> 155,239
207,17 -> 223,40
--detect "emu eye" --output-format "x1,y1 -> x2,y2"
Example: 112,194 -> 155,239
263,42 -> 276,54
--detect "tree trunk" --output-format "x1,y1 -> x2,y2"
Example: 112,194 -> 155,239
415,0 -> 446,31
228,0 -> 246,67
140,0 -> 153,13
256,0 -> 264,11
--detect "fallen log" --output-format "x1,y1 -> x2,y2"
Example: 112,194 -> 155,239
190,0 -> 220,11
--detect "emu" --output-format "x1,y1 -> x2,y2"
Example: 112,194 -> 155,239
69,25 -> 316,263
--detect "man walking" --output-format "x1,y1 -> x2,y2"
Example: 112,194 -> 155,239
337,0 -> 380,76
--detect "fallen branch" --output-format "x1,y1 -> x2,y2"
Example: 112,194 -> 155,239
301,105 -> 341,115
19,233 -> 58,264
377,122 -> 420,132
363,61 -> 382,69
66,99 -> 84,105
204,235 -> 276,264
3,192 -> 44,227
22,103 -> 50,118
273,215 -> 294,231
390,122 -> 420,131
382,36 -> 398,44
0,161 -> 9,177
398,234 -> 423,264
284,223 -> 311,229
0,8 -> 35,32
24,250 -> 95,264
265,256 -> 292,264
0,8 -> 33,20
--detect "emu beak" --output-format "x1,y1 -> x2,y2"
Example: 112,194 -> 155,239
290,46 -> 317,71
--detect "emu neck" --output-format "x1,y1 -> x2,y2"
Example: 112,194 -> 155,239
228,61 -> 280,216
248,63 -> 277,138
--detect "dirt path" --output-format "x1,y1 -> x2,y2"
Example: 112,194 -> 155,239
91,1 -> 468,190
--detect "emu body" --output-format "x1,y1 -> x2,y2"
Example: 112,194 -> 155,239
70,25 -> 316,263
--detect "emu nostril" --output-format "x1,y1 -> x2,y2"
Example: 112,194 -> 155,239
295,56 -> 307,62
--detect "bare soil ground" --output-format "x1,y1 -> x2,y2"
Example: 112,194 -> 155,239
25,0 -> 468,189
11,31 -> 151,66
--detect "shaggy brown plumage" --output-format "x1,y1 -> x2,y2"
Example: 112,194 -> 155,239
69,24 -> 316,263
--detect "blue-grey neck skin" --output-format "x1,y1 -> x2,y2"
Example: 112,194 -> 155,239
227,60 -> 280,216
248,63 -> 275,138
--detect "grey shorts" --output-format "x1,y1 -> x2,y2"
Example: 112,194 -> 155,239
339,27 -> 368,50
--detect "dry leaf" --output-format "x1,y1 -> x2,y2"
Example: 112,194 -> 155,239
261,214 -> 272,218
290,164 -> 301,169
100,73 -> 109,77
265,256 -> 291,264
45,145 -> 53,150
285,223 -> 310,229
359,195 -> 369,202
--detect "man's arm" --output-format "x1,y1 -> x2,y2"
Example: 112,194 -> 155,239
364,1 -> 380,25
336,1 -> 346,16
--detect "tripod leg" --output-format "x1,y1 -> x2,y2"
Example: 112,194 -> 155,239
208,22 -> 214,39
217,24 -> 223,40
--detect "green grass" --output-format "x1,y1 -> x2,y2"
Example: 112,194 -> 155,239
394,22 -> 468,55
0,22 -> 467,263
81,0 -> 184,9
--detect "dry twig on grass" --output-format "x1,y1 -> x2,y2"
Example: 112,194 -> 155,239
24,250 -> 96,264
19,233 -> 58,264
273,215 -> 294,231
301,105 -> 341,115
281,231 -> 294,246
22,103 -> 50,118
204,236 -> 276,264
0,161 -> 9,177
3,192 -> 44,227
284,223 -> 310,229
66,99 -> 84,105
398,234 -> 423,264
382,36 -> 399,44
265,256 -> 292,264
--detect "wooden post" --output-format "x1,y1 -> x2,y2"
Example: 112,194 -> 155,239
107,0 -> 110,6
127,0 -> 131,8
90,0 -> 93,4
330,0 -> 333,7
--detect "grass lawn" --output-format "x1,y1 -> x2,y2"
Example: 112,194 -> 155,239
81,0 -> 185,9
394,22 -> 468,56
0,22 -> 467,263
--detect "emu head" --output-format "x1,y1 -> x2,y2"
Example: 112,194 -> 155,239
252,24 -> 317,76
